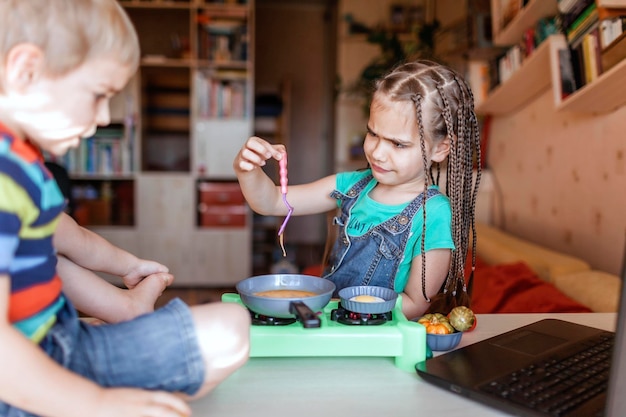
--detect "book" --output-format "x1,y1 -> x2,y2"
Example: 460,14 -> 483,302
582,29 -> 601,82
570,43 -> 587,89
558,0 -> 578,14
601,30 -> 626,71
523,27 -> 535,56
560,0 -> 596,30
567,5 -> 599,45
558,47 -> 578,98
599,16 -> 626,48
566,2 -> 597,35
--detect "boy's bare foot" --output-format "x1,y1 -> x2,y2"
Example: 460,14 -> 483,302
127,272 -> 173,317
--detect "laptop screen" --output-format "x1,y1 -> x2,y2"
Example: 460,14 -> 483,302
604,249 -> 626,416
416,244 -> 626,416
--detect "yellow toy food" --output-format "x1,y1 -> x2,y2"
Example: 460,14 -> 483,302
350,295 -> 385,303
417,313 -> 455,334
448,306 -> 476,332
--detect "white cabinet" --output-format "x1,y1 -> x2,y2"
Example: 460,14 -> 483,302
194,119 -> 250,178
139,231 -> 197,285
136,174 -> 195,284
192,229 -> 251,286
136,174 -> 196,232
132,174 -> 251,286
70,1 -> 256,287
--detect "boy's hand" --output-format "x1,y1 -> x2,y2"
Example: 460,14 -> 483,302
122,259 -> 170,289
234,136 -> 285,172
95,387 -> 191,417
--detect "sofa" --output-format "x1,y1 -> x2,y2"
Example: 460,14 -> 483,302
301,222 -> 622,313
472,223 -> 622,313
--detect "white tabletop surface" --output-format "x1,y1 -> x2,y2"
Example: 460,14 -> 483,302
190,313 -> 617,417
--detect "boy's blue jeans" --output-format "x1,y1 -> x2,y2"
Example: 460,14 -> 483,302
0,297 -> 205,417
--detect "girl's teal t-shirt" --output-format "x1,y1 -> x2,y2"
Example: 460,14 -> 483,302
335,170 -> 454,292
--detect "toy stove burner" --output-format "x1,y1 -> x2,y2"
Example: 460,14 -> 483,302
248,310 -> 296,326
222,293 -> 426,371
330,306 -> 392,326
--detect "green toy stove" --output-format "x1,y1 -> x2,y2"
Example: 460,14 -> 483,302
222,293 -> 427,371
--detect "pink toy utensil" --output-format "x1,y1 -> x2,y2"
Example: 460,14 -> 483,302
277,152 -> 293,257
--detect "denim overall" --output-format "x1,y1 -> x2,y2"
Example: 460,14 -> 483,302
322,174 -> 440,295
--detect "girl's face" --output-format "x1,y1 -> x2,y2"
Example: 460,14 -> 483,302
12,56 -> 134,156
364,96 -> 435,192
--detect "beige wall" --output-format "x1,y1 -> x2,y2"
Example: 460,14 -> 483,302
487,90 -> 626,275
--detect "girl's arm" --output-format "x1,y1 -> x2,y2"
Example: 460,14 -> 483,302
401,249 -> 452,320
0,276 -> 190,417
233,136 -> 338,216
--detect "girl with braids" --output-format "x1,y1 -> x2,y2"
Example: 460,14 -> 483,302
234,60 -> 481,319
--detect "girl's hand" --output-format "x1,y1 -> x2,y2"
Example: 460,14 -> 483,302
234,136 -> 285,172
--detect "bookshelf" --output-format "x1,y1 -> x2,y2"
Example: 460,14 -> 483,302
476,35 -> 567,115
555,0 -> 626,113
598,0 -> 626,7
478,0 -> 626,116
491,0 -> 558,46
71,0 -> 255,286
556,54 -> 626,112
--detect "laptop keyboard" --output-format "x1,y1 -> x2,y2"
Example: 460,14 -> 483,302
479,333 -> 614,416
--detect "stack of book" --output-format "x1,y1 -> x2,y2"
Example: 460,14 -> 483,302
496,17 -> 560,86
196,70 -> 248,119
61,124 -> 133,176
559,0 -> 626,91
600,16 -> 626,71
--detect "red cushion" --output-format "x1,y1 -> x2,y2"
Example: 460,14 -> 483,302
302,264 -> 324,277
469,261 -> 592,314
303,254 -> 592,314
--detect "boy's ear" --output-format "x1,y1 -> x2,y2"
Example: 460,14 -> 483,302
430,137 -> 451,163
4,44 -> 44,92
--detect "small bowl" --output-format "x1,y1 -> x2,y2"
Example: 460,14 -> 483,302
338,286 -> 398,314
426,332 -> 463,352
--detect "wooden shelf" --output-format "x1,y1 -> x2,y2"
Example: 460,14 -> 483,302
201,3 -> 249,15
195,59 -> 250,70
141,56 -> 194,67
476,35 -> 565,116
554,0 -> 626,113
121,1 -> 250,12
485,0 -> 626,116
71,174 -> 136,180
120,1 -> 192,9
493,0 -> 557,46
557,58 -> 626,113
597,0 -> 626,7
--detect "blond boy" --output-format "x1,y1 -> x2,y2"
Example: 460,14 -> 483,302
0,1 -> 250,416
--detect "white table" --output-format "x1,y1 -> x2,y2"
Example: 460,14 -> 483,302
190,313 -> 617,417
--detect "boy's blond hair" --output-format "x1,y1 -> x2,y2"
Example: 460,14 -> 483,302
0,0 -> 139,79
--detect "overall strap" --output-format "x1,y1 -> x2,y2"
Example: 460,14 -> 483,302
379,187 -> 441,234
329,173 -> 374,201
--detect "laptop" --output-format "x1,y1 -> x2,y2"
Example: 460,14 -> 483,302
416,261 -> 626,416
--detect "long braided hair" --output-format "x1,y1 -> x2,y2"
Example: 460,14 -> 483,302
373,60 -> 482,314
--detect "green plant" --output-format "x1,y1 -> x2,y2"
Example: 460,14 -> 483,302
346,20 -> 441,117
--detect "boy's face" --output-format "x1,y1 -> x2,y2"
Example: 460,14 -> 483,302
18,57 -> 134,156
